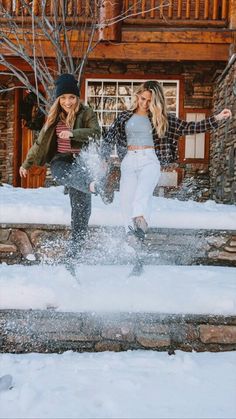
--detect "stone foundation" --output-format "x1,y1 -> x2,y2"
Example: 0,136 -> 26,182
1,310 -> 236,354
0,224 -> 236,266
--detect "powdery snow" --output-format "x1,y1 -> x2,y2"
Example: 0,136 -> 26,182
0,350 -> 236,419
0,263 -> 236,314
1,184 -> 236,419
1,184 -> 236,229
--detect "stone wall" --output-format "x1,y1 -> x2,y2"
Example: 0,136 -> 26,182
0,224 -> 236,266
0,92 -> 14,184
1,310 -> 236,353
210,56 -> 236,204
0,94 -> 9,183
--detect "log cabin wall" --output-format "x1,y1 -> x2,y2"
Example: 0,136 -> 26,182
210,58 -> 236,204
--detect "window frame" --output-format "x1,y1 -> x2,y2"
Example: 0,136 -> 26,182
81,73 -> 183,116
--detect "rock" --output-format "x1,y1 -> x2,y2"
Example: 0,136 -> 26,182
0,375 -> 13,391
10,229 -> 34,259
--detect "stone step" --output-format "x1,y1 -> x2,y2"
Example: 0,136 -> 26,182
1,309 -> 236,354
1,223 -> 236,266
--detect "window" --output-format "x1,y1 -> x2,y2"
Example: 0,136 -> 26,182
185,112 -> 206,159
85,79 -> 179,135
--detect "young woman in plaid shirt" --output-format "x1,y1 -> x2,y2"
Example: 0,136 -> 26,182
101,80 -> 231,246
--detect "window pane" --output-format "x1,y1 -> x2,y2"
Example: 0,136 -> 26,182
166,97 -> 176,112
163,84 -> 177,97
117,97 -> 131,111
195,134 -> 205,158
118,83 -> 132,96
185,112 -> 206,159
185,136 -> 195,158
88,82 -> 103,96
103,97 -> 117,110
103,112 -> 116,125
103,83 -> 117,96
88,97 -> 102,110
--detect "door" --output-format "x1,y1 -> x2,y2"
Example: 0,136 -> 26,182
14,89 -> 46,188
20,125 -> 46,188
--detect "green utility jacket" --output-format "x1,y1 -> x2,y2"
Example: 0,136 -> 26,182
22,104 -> 101,170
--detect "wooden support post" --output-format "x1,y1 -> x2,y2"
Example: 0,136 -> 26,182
213,0 -> 219,20
204,0 -> 209,19
141,0 -> 146,18
168,0 -> 173,18
2,0 -> 12,12
186,0 -> 191,19
177,0 -> 182,19
150,0 -> 155,18
15,0 -> 21,16
221,0 -> 228,19
159,0 -> 164,18
195,0 -> 200,19
98,0 -> 122,42
32,0 -> 39,16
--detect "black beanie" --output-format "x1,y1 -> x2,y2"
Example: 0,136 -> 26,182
55,74 -> 80,98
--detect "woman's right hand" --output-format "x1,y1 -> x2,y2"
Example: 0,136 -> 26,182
19,166 -> 28,178
215,108 -> 232,121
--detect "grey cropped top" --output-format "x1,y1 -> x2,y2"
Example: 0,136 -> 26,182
125,114 -> 154,146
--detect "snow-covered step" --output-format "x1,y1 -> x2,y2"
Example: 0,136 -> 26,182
1,264 -> 236,354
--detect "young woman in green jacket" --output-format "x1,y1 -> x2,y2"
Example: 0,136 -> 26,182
20,74 -> 110,257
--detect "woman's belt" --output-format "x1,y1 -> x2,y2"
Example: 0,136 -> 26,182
127,145 -> 154,150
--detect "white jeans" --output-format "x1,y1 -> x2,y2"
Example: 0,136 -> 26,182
120,149 -> 161,232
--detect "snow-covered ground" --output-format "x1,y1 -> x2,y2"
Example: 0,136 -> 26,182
1,350 -> 236,419
0,184 -> 236,418
1,184 -> 236,229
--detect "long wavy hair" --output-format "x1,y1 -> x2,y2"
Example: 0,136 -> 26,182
44,96 -> 80,130
131,80 -> 168,137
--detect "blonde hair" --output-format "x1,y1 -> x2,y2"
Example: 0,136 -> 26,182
131,80 -> 168,137
44,96 -> 80,130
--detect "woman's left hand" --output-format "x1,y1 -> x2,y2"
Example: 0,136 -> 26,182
215,108 -> 232,121
58,130 -> 73,139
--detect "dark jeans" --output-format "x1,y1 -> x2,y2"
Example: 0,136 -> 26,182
50,155 -> 92,254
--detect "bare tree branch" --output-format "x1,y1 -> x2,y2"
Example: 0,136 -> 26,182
0,0 -> 168,119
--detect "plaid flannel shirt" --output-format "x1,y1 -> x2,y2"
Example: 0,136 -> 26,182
100,110 -> 219,167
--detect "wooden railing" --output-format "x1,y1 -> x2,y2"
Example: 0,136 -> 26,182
0,0 -> 230,26
0,0 -> 98,18
123,0 -> 229,26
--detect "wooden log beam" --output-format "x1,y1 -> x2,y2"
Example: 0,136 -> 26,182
122,30 -> 234,44
0,42 -> 229,62
124,18 -> 227,27
88,42 -> 229,61
0,28 -> 232,51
